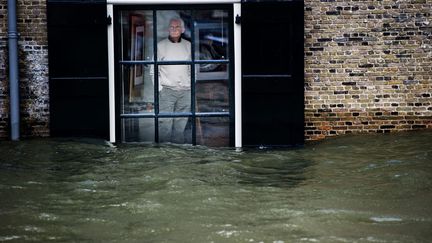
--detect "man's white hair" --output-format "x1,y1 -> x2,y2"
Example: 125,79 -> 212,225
169,17 -> 185,31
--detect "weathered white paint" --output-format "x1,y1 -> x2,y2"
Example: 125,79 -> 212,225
107,4 -> 116,143
233,3 -> 242,148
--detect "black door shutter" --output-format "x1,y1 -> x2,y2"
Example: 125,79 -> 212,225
242,1 -> 304,147
47,0 -> 109,138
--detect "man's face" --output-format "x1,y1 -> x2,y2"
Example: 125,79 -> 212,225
169,20 -> 183,39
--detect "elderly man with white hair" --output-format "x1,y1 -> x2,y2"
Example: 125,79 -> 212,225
156,17 -> 192,143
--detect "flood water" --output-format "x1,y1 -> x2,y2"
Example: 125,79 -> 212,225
1,131 -> 431,242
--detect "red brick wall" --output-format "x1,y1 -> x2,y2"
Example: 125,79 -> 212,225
0,1 -> 9,138
0,0 -> 49,139
304,0 -> 432,140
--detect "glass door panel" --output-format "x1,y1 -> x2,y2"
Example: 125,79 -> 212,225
196,117 -> 230,147
120,10 -> 155,117
121,65 -> 155,113
157,65 -> 192,97
194,10 -> 229,61
195,64 -> 229,113
156,10 -> 192,43
159,117 -> 192,143
120,10 -> 154,61
122,118 -> 155,143
118,7 -> 232,146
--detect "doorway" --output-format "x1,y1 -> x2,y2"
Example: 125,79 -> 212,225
114,6 -> 234,147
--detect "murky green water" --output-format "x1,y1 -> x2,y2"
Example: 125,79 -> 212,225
1,131 -> 431,242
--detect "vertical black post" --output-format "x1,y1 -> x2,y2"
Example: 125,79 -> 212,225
190,12 -> 196,145
153,10 -> 159,142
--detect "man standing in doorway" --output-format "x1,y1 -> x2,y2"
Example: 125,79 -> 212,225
157,17 -> 191,143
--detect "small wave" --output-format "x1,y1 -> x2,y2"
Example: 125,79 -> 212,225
387,159 -> 402,164
370,216 -> 402,222
39,213 -> 58,221
27,181 -> 43,185
216,230 -> 239,238
300,238 -> 318,242
22,225 -> 45,233
0,236 -> 21,241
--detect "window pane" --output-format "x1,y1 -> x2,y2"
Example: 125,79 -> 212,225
196,64 -> 229,113
121,65 -> 154,114
120,10 -> 154,61
156,10 -> 192,61
122,118 -> 155,143
196,117 -> 229,147
158,65 -> 191,113
194,10 -> 229,61
159,117 -> 192,144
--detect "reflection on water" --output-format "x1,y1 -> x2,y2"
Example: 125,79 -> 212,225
1,131 -> 431,242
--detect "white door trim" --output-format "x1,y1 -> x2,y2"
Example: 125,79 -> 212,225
107,4 -> 116,143
233,3 -> 242,148
106,2 -> 242,146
